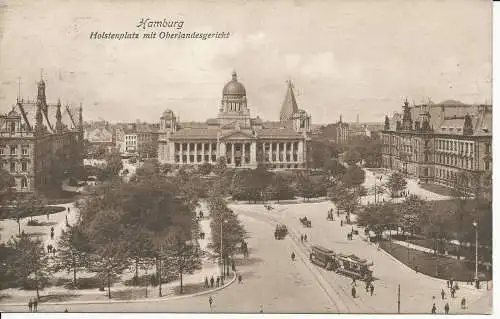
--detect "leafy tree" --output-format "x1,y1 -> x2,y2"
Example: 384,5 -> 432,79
198,162 -> 213,176
164,238 -> 202,294
214,156 -> 227,175
342,165 -> 365,189
397,195 -> 431,238
53,225 -> 93,287
100,151 -> 123,180
322,158 -> 346,179
385,171 -> 407,197
0,168 -> 14,200
309,140 -> 341,169
6,233 -> 51,298
296,175 -> 316,200
343,149 -> 362,166
269,175 -> 295,202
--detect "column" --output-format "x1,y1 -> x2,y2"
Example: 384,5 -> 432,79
291,142 -> 295,162
202,142 -> 205,161
231,143 -> 235,166
251,142 -> 257,165
242,142 -> 246,164
169,142 -> 175,163
195,142 -> 198,163
298,140 -> 304,163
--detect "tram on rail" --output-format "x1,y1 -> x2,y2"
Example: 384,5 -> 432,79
309,245 -> 374,280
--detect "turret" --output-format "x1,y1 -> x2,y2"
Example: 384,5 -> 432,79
384,115 -> 390,130
56,99 -> 63,132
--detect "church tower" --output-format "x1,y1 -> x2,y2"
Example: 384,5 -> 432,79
280,80 -> 299,128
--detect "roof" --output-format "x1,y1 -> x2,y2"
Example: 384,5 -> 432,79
255,127 -> 303,139
279,81 -> 299,126
171,128 -> 219,140
222,71 -> 246,96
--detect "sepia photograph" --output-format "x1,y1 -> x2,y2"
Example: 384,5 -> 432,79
0,0 -> 493,315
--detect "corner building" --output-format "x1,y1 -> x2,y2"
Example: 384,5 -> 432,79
381,100 -> 492,191
158,71 -> 311,169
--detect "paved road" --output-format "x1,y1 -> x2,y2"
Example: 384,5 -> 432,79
232,202 -> 491,314
0,214 -> 334,313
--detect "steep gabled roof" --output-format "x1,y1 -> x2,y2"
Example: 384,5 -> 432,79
279,80 -> 299,126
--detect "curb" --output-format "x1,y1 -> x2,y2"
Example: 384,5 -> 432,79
0,273 -> 236,307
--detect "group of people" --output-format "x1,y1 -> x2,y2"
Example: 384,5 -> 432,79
274,224 -> 288,240
300,234 -> 308,243
327,208 -> 335,221
46,244 -> 57,255
27,298 -> 38,312
264,204 -> 274,211
240,240 -> 249,257
204,275 -> 225,289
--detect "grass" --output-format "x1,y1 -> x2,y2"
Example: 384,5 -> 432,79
38,293 -> 81,303
172,282 -> 208,295
419,183 -> 455,197
406,238 -> 492,263
380,240 -> 491,281
0,206 -> 65,220
112,288 -> 146,300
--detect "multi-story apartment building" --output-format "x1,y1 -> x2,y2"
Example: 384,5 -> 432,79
0,78 -> 83,192
381,99 -> 492,192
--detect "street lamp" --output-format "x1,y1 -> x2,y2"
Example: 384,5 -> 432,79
220,218 -> 228,278
472,220 -> 479,289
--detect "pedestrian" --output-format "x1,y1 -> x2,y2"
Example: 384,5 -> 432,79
341,220 -> 343,227
351,286 -> 356,298
351,277 -> 356,286
52,247 -> 57,255
47,244 -> 51,253
64,308 -> 69,312
431,303 -> 436,314
28,298 -> 33,312
209,296 -> 213,311
441,289 -> 445,300
232,260 -> 236,272
210,276 -> 214,288
451,287 -> 455,298
216,276 -> 220,288
291,252 -> 295,261
304,234 -> 307,242
50,230 -> 54,240
221,276 -> 224,286
238,274 -> 243,284
370,284 -> 374,296
300,234 -> 304,243
67,207 -> 70,213
33,298 -> 38,312
446,280 -> 450,288
444,302 -> 450,314
365,281 -> 370,293
461,297 -> 466,309
204,276 -> 209,288
46,212 -> 49,221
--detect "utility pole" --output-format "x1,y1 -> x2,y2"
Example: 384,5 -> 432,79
220,218 -> 224,278
397,284 -> 400,313
473,220 -> 479,289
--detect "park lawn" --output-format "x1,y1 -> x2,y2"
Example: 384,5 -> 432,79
380,241 -> 491,281
0,206 -> 66,220
406,238 -> 492,263
419,183 -> 455,197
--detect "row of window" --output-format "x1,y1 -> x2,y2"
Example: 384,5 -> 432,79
0,145 -> 29,156
436,139 -> 474,156
175,155 -> 217,163
435,153 -> 474,169
175,143 -> 218,152
4,161 -> 29,173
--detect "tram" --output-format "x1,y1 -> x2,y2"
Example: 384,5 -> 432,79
309,245 -> 374,280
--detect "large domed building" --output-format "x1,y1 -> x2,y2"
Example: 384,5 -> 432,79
158,71 -> 311,168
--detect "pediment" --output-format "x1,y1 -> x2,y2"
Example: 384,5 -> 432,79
220,130 -> 256,140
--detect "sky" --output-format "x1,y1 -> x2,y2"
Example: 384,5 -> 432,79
0,0 -> 492,124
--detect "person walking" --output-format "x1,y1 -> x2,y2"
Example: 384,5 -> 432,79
304,234 -> 307,242
204,276 -> 209,288
441,289 -> 445,300
451,287 -> 455,298
33,298 -> 38,312
221,276 -> 224,286
351,286 -> 356,298
209,296 -> 213,311
370,284 -> 374,296
461,298 -> 466,309
28,298 -> 33,312
238,274 -> 243,284
291,252 -> 295,262
444,303 -> 450,314
210,276 -> 214,288
216,276 -> 220,288
300,234 -> 304,243
431,303 -> 436,314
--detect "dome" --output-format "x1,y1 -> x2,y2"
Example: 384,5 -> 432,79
161,109 -> 175,119
222,71 -> 246,96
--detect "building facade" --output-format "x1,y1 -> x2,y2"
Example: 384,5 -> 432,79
0,78 -> 83,192
381,100 -> 492,192
115,123 -> 159,157
158,71 -> 311,169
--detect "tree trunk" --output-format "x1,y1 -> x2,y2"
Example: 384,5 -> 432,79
72,255 -> 77,287
17,221 -> 21,235
179,266 -> 183,294
158,259 -> 162,297
135,257 -> 139,285
107,270 -> 111,299
35,270 -> 40,300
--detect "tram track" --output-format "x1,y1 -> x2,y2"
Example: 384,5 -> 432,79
235,207 -> 375,313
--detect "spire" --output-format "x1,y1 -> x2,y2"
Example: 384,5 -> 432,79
37,70 -> 47,108
79,103 -> 83,129
56,99 -> 63,132
280,79 -> 299,127
35,100 -> 43,132
17,77 -> 21,102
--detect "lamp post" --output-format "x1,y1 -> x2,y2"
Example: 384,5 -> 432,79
220,218 -> 227,278
472,220 -> 479,289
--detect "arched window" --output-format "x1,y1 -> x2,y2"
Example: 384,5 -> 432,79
10,122 -> 15,133
21,176 -> 28,189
